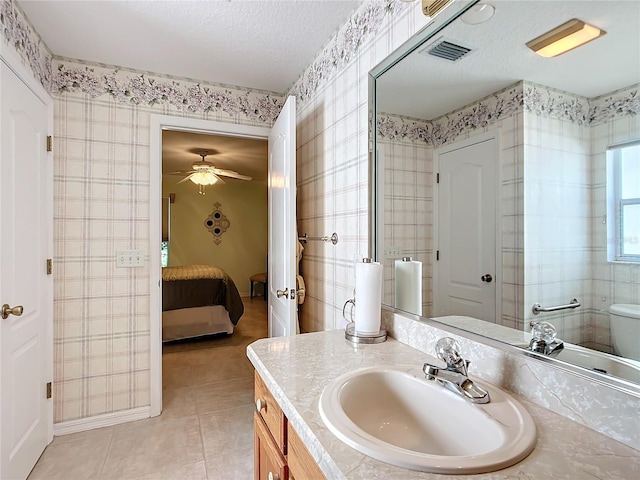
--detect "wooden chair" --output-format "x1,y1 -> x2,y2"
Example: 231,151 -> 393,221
250,272 -> 267,300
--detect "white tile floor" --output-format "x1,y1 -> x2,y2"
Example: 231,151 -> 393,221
28,298 -> 267,480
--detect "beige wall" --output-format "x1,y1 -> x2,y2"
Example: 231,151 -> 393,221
162,176 -> 267,296
291,2 -> 429,332
50,77 -> 280,422
5,0 -> 421,423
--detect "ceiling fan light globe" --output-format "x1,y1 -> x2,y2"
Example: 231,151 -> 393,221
189,171 -> 219,185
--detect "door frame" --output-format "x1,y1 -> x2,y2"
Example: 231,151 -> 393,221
0,41 -> 54,449
149,116 -> 270,417
432,130 -> 502,323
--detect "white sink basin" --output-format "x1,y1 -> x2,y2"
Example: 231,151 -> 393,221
319,365 -> 537,474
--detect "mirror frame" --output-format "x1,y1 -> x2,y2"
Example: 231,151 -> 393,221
367,0 -> 640,397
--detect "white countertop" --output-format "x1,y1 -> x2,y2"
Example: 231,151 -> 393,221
247,330 -> 640,480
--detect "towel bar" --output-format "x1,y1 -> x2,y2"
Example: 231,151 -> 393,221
298,232 -> 338,245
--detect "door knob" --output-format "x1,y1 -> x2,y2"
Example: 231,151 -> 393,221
2,304 -> 23,319
481,274 -> 493,283
276,288 -> 289,298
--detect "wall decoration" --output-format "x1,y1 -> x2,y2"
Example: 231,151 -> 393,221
377,82 -> 640,146
0,0 -> 53,91
289,0 -> 407,104
204,202 -> 230,245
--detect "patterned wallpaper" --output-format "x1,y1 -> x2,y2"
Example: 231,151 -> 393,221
293,0 -> 427,332
377,82 -> 639,349
53,86 -> 282,422
4,0 -> 638,422
2,0 -> 286,423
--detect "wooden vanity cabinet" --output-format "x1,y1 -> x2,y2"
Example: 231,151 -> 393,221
254,411 -> 288,480
254,372 -> 326,480
288,423 -> 326,480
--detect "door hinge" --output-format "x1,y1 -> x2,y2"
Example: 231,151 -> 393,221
46,382 -> 52,399
436,250 -> 440,261
46,258 -> 53,275
436,173 -> 440,184
46,136 -> 53,152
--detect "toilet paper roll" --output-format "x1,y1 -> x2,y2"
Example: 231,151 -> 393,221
354,260 -> 383,334
395,258 -> 422,316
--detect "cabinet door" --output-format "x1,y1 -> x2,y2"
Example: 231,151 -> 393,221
255,372 -> 287,453
288,423 -> 326,480
254,412 -> 287,480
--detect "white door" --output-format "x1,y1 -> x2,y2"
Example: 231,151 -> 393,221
267,96 -> 297,337
0,61 -> 53,479
434,136 -> 497,322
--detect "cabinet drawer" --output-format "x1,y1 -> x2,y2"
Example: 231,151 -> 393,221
288,423 -> 326,480
254,412 -> 288,480
255,371 -> 287,454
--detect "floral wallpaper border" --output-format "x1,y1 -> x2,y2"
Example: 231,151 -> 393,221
53,60 -> 284,124
0,0 -> 284,124
378,82 -> 639,145
288,0 -> 406,104
589,84 -> 640,125
0,0 -> 52,89
377,83 -> 524,146
4,0 -> 636,128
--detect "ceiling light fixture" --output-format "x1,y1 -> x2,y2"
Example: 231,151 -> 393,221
189,168 -> 221,186
189,165 -> 221,195
526,19 -> 605,58
461,3 -> 495,25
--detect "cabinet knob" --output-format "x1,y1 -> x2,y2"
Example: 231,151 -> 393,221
256,398 -> 266,412
268,473 -> 280,480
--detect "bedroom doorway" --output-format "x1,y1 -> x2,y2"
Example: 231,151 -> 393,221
150,116 -> 272,417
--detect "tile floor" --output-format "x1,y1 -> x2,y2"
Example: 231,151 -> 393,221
28,298 -> 267,480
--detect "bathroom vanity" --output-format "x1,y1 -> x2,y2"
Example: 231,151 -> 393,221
253,370 -> 326,480
247,327 -> 640,479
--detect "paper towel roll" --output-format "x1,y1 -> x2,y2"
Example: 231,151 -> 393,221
354,259 -> 383,334
395,257 -> 422,316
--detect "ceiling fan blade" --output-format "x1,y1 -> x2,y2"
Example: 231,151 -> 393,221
165,170 -> 195,176
177,174 -> 196,184
213,168 -> 252,181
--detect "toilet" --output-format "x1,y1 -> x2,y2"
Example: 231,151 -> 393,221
609,304 -> 640,361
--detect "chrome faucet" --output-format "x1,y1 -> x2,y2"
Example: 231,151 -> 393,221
423,337 -> 490,404
527,321 -> 564,357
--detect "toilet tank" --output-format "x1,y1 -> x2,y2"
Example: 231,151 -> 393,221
609,304 -> 640,361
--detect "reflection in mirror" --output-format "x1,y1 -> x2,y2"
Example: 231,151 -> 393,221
371,0 -> 640,385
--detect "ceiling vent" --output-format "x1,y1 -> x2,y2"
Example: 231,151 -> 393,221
421,38 -> 473,62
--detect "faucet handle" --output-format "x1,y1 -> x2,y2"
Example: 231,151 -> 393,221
531,321 -> 557,343
435,337 -> 463,366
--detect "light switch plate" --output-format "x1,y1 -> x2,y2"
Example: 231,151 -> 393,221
116,250 -> 144,268
385,245 -> 403,259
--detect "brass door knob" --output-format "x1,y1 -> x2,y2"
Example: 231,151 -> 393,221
2,304 -> 23,319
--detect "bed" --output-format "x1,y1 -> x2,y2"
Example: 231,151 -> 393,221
162,265 -> 245,342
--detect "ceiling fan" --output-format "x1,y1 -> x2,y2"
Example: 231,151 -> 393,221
166,150 -> 252,195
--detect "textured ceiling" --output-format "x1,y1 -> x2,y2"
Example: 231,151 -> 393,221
377,0 -> 640,119
18,0 -> 360,93
162,130 -> 268,183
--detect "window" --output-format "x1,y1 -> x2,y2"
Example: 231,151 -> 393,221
608,141 -> 640,263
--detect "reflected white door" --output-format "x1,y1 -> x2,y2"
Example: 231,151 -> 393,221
267,96 -> 297,337
434,136 -> 497,322
0,61 -> 52,479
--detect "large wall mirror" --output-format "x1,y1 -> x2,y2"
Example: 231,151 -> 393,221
370,0 -> 639,388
